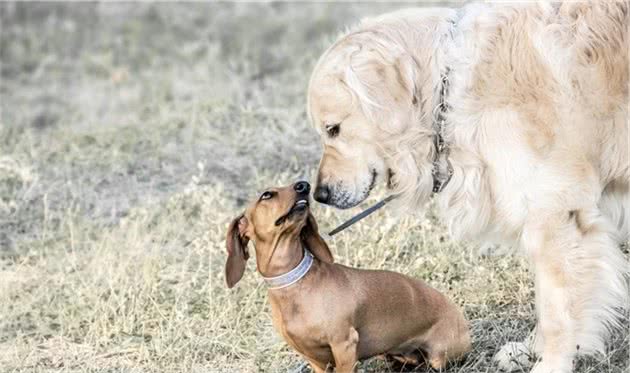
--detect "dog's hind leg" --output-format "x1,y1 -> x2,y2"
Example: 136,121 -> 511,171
519,207 -> 628,373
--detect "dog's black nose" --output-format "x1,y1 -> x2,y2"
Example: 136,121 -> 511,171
313,184 -> 330,203
294,181 -> 310,194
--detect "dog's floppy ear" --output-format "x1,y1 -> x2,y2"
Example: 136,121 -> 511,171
225,215 -> 250,288
302,213 -> 334,263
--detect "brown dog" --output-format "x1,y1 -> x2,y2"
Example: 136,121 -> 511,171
225,182 -> 471,372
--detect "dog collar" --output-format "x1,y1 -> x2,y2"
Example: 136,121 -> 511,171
431,8 -> 466,194
431,70 -> 454,194
262,249 -> 313,290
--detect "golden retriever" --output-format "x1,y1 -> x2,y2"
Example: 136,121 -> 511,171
307,3 -> 628,373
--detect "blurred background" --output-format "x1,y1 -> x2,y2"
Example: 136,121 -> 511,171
0,3 -> 626,372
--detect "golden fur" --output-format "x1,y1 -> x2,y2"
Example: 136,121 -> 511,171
225,183 -> 471,372
308,2 -> 628,373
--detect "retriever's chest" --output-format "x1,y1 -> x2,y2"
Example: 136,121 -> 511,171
440,3 -> 629,244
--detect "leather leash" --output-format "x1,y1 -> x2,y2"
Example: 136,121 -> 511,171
322,195 -> 396,240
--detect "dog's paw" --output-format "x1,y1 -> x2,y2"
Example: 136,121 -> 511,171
493,342 -> 535,371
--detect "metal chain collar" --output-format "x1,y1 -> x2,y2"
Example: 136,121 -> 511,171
431,70 -> 454,193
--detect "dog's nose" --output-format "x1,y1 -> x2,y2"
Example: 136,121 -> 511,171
294,181 -> 310,194
313,184 -> 330,203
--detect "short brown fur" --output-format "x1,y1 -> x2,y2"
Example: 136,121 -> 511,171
225,183 -> 471,372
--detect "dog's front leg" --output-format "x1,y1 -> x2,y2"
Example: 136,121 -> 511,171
528,240 -> 576,373
521,207 -> 627,373
304,358 -> 329,373
330,328 -> 359,373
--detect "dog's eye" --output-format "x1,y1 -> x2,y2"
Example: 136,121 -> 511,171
325,123 -> 340,138
260,191 -> 274,201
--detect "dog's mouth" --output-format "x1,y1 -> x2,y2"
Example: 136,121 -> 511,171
292,198 -> 309,212
275,197 -> 309,226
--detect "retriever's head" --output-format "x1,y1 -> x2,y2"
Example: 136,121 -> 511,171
308,13 -> 443,210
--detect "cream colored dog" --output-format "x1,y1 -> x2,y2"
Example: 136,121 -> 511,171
307,3 -> 628,373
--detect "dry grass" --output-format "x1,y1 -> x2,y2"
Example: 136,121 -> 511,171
0,3 -> 627,373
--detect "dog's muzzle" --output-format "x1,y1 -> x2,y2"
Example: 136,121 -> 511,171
275,181 -> 310,226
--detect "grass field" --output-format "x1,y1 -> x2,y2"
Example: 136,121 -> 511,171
0,3 -> 628,373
